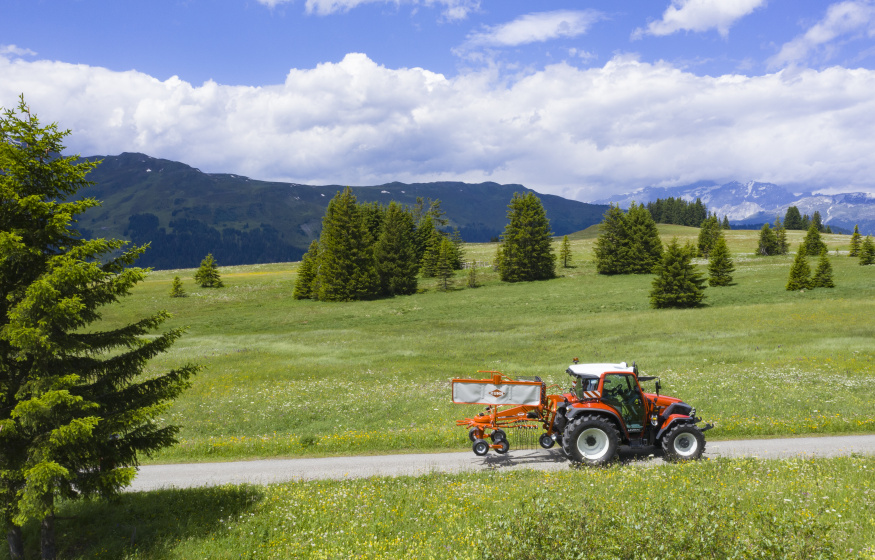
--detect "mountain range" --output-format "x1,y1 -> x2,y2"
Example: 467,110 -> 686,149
593,181 -> 875,235
75,153 -> 608,269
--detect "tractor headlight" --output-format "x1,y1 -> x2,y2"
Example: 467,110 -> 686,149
650,413 -> 659,426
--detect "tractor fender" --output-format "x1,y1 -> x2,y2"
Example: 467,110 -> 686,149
656,415 -> 696,441
566,403 -> 626,437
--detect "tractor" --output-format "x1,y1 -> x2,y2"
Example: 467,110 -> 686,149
453,360 -> 711,465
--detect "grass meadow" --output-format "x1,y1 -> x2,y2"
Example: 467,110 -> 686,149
8,225 -> 873,559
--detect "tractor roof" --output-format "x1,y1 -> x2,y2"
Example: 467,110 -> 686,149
566,362 -> 636,378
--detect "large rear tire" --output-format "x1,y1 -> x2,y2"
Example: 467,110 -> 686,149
661,424 -> 705,462
562,415 -> 620,465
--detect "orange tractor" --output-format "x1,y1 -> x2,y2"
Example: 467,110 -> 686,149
453,361 -> 711,465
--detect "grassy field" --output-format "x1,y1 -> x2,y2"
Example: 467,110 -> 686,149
5,225 -> 875,560
84,225 -> 875,462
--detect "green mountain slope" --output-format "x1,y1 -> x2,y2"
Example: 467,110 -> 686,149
76,152 -> 608,269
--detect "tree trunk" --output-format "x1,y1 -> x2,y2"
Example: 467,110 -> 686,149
7,525 -> 24,560
40,513 -> 56,560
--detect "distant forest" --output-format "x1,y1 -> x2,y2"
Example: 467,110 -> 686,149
645,197 -> 709,226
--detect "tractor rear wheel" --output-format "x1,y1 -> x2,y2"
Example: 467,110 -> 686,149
562,415 -> 620,465
661,424 -> 705,462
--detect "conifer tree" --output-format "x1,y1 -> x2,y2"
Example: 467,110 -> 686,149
414,214 -> 437,263
784,206 -> 803,229
757,224 -> 779,255
466,262 -> 478,288
374,201 -> 418,296
315,187 -> 379,301
786,246 -> 812,290
0,98 -> 198,559
650,239 -> 707,308
774,217 -> 789,255
811,210 -> 823,232
559,235 -> 573,268
194,253 -> 224,287
722,215 -> 731,230
625,202 -> 663,273
419,227 -> 443,278
497,192 -> 556,282
594,204 -> 629,274
811,247 -> 835,288
849,225 -> 862,257
707,236 -> 735,287
860,235 -> 875,265
293,240 -> 320,299
448,228 -> 465,270
802,223 -> 827,256
170,276 -> 186,297
697,215 -> 722,258
435,237 -> 455,292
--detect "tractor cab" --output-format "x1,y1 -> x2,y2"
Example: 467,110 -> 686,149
566,361 -> 646,432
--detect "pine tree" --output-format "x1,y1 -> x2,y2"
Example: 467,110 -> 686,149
293,240 -> 320,299
786,246 -> 812,290
774,217 -> 789,255
707,236 -> 735,287
849,225 -> 862,257
757,224 -> 779,255
594,204 -> 629,274
722,215 -> 731,230
860,235 -> 875,265
315,187 -> 379,301
559,235 -> 573,268
0,98 -> 198,559
194,253 -> 224,287
784,206 -> 803,230
170,276 -> 186,297
466,262 -> 478,288
374,201 -> 418,296
497,192 -> 556,282
650,239 -> 707,308
697,215 -> 721,258
435,237 -> 455,292
625,202 -> 663,273
811,248 -> 835,288
802,223 -> 827,256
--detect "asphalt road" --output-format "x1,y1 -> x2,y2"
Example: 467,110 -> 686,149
128,434 -> 875,492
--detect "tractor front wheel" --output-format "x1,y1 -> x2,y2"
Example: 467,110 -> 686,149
661,424 -> 705,462
562,415 -> 620,465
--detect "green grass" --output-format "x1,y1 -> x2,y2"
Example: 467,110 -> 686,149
86,226 -> 875,462
17,456 -> 875,559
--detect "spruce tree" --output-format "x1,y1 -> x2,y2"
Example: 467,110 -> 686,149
625,202 -> 663,273
169,276 -> 186,297
293,240 -> 320,299
650,239 -> 707,308
811,248 -> 835,288
194,253 -> 224,287
849,225 -> 862,257
448,228 -> 465,270
315,187 -> 379,301
374,201 -> 418,296
786,246 -> 812,290
435,237 -> 455,292
697,215 -> 721,258
559,235 -> 573,268
757,224 -> 779,255
414,214 -> 437,263
497,192 -> 556,282
594,204 -> 630,274
707,236 -> 735,287
722,215 -> 731,230
802,223 -> 827,256
774,217 -> 789,255
784,206 -> 803,229
0,98 -> 197,559
419,227 -> 443,278
859,235 -> 875,265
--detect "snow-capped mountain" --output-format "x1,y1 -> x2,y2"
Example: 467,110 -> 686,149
593,181 -> 875,235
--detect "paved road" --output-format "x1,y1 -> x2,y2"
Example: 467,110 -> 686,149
129,434 -> 875,492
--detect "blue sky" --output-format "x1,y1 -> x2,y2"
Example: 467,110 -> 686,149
3,0 -> 875,201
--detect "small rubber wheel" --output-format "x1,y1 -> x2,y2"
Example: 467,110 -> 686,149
490,429 -> 507,443
468,427 -> 483,442
495,439 -> 510,454
539,433 -> 556,449
472,438 -> 490,456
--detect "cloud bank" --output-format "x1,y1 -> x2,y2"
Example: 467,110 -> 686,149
2,52 -> 874,201
635,0 -> 766,38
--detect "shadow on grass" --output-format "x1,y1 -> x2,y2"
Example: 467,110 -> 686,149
19,485 -> 264,560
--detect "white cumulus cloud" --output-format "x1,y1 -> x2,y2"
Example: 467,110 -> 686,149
458,10 -> 602,52
634,0 -> 766,39
769,0 -> 875,68
255,0 -> 479,20
2,52 -> 875,201
0,44 -> 37,57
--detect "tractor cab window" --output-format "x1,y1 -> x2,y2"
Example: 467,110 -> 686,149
601,374 -> 645,430
572,376 -> 599,399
